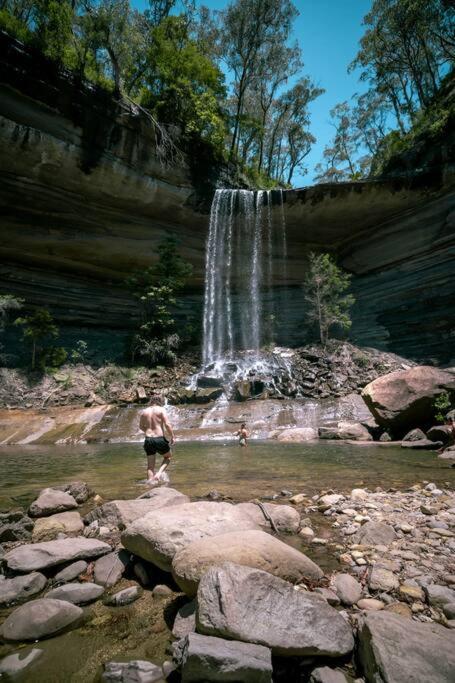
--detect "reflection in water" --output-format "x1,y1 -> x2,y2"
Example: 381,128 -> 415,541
1,441 -> 453,510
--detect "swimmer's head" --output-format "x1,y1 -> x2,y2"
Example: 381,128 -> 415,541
149,393 -> 164,406
241,423 -> 246,428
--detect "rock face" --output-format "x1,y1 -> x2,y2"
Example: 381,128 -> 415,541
180,633 -> 273,683
29,488 -> 78,518
4,537 -> 111,572
171,529 -> 323,597
121,502 -> 260,571
357,611 -> 455,683
196,563 -> 354,657
0,598 -> 83,641
32,511 -> 84,542
0,572 -> 47,606
361,366 -> 455,434
85,489 -> 189,529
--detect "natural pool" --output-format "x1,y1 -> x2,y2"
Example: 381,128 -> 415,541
1,440 -> 454,510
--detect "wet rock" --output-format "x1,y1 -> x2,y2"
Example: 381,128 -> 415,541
357,598 -> 384,611
102,660 -> 164,683
443,603 -> 455,619
54,481 -> 92,504
353,521 -> 396,546
361,366 -> 455,432
32,511 -> 84,542
54,560 -> 88,583
180,632 -> 272,683
319,422 -> 372,441
402,428 -> 427,442
121,502 -> 260,572
196,375 -> 223,388
194,387 -> 224,403
425,584 -> 455,608
0,598 -> 83,641
29,488 -> 78,517
332,574 -> 362,606
357,611 -> 455,683
276,428 -> 317,442
105,585 -> 142,606
172,529 -> 322,597
379,431 -> 392,442
85,489 -> 190,530
133,562 -> 150,586
0,510 -> 34,542
173,599 -> 197,639
46,582 -> 104,604
401,439 -> 443,450
0,572 -> 47,606
309,667 -> 348,683
236,502 -> 300,533
197,562 -> 354,657
94,550 -> 130,587
427,425 -> 454,446
4,537 -> 111,572
368,567 -> 399,592
0,649 -> 43,678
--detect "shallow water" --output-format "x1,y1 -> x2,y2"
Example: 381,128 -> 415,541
1,440 -> 453,510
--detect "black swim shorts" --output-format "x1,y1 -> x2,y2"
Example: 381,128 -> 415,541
143,436 -> 171,456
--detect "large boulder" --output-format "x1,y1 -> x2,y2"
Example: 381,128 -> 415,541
137,487 -> 190,504
0,598 -> 83,641
172,530 -> 323,597
85,489 -> 189,530
319,422 -> 372,441
361,366 -> 455,434
236,502 -> 300,533
179,633 -> 272,683
4,537 -> 111,572
32,511 -> 84,542
0,572 -> 47,606
121,502 -> 260,572
357,611 -> 455,683
276,428 -> 317,442
29,488 -> 78,518
196,563 -> 354,658
46,582 -> 104,604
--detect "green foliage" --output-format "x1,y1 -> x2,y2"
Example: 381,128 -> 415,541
14,307 -> 59,370
127,236 -> 192,367
35,0 -> 73,62
0,9 -> 33,42
39,345 -> 67,371
70,339 -> 89,364
303,253 -> 355,345
433,392 -> 452,424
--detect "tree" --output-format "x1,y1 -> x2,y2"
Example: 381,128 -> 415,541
14,308 -> 59,369
0,294 -> 23,364
35,0 -> 74,62
303,253 -> 355,345
127,236 -> 192,366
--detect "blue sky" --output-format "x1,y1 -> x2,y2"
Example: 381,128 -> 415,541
134,0 -> 373,186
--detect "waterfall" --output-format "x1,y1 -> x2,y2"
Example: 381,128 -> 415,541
202,189 -> 288,366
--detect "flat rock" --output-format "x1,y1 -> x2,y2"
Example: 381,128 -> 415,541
0,598 -> 83,641
236,502 -> 300,533
180,632 -> 272,683
0,649 -> 43,677
357,611 -> 455,683
173,599 -> 197,639
368,567 -> 399,592
53,561 -> 87,585
4,537 -> 111,572
102,660 -> 164,683
121,502 -> 260,571
0,572 -> 47,606
94,550 -> 130,587
46,582 -> 104,604
32,511 -> 84,542
353,521 -> 397,546
172,529 -> 323,597
401,439 -> 443,450
310,667 -> 348,683
29,488 -> 78,518
425,584 -> 455,608
319,422 -> 372,441
276,428 -> 317,442
105,585 -> 142,606
196,562 -> 354,657
86,488 -> 190,530
332,574 -> 362,606
361,366 -> 455,432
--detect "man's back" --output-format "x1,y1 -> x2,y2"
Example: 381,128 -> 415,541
140,406 -> 164,437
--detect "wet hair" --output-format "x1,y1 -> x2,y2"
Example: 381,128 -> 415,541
241,423 -> 246,428
149,394 -> 163,406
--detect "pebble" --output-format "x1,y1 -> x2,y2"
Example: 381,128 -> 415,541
357,598 -> 384,611
399,583 -> 425,602
299,527 -> 315,539
312,537 -> 328,545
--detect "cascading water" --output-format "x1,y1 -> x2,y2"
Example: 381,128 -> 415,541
202,189 -> 288,367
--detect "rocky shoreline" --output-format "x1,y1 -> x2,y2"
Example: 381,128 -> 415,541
1,475 -> 455,682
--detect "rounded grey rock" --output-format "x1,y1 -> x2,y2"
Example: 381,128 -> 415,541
46,582 -> 104,604
0,598 -> 83,641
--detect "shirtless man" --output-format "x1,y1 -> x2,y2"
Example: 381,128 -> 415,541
139,395 -> 175,482
235,423 -> 249,447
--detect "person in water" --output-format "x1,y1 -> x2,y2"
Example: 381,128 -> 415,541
139,394 -> 175,482
235,423 -> 249,447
